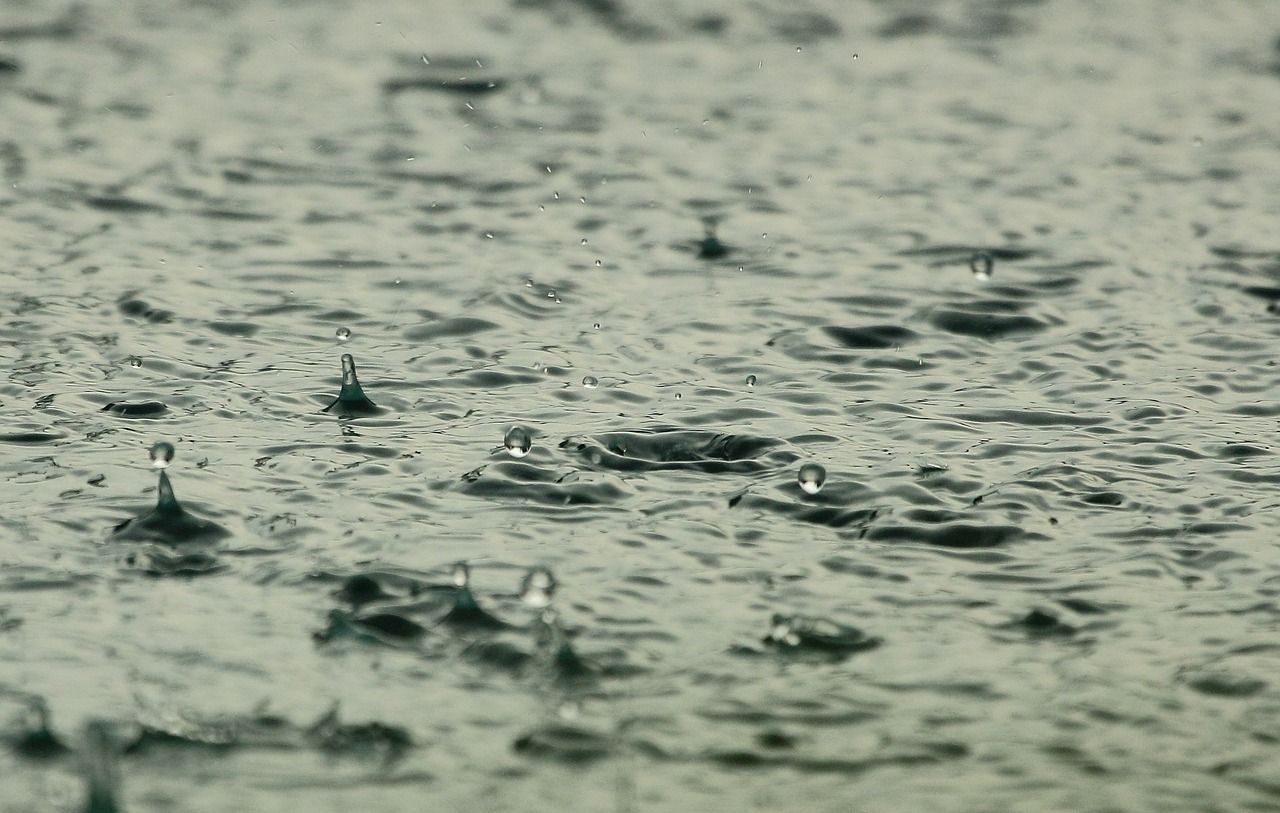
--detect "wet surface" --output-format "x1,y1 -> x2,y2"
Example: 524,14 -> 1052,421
3,1 -> 1280,810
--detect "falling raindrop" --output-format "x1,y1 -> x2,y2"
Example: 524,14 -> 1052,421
149,441 -> 175,470
504,426 -> 533,458
128,356 -> 142,368
594,259 -> 602,267
969,252 -> 994,281
798,463 -> 826,495
582,376 -> 598,389
521,567 -> 557,608
451,562 -> 470,588
746,374 -> 757,387
592,322 -> 601,330
335,327 -> 352,342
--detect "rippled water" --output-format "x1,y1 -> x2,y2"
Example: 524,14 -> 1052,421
3,1 -> 1280,810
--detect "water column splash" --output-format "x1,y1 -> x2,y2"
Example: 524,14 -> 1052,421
112,442 -> 228,545
438,562 -> 507,630
520,567 -> 594,681
323,354 -> 384,416
80,721 -> 122,813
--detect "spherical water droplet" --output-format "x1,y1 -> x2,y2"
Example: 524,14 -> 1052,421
592,322 -> 601,330
746,374 -> 757,387
969,252 -> 994,281
674,392 -> 682,400
798,463 -> 826,495
451,561 -> 470,588
547,290 -> 557,298
335,327 -> 352,342
796,46 -> 802,53
582,376 -> 598,389
594,259 -> 602,267
520,567 -> 557,608
128,356 -> 142,368
580,238 -> 588,246
504,426 -> 533,458
149,441 -> 175,469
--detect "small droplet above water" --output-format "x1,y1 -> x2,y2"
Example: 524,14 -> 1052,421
451,561 -> 470,588
580,238 -> 588,246
128,356 -> 142,368
592,322 -> 601,330
594,259 -> 602,267
521,567 -> 557,608
525,279 -> 534,288
582,376 -> 598,389
970,252 -> 994,281
504,426 -> 533,458
746,374 -> 757,387
335,327 -> 352,342
798,463 -> 826,495
547,290 -> 557,298
149,441 -> 175,470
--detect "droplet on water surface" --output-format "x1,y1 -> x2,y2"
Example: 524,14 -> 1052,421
128,356 -> 142,368
335,327 -> 352,342
149,441 -> 175,470
582,376 -> 598,389
746,374 -> 757,387
798,463 -> 826,495
521,567 -> 557,609
504,426 -> 533,458
970,252 -> 994,281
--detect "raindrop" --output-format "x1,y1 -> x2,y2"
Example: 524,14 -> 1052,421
578,197 -> 586,204
128,356 -> 142,368
149,441 -> 175,470
504,426 -> 533,458
796,46 -> 802,53
594,259 -> 602,267
525,279 -> 534,288
547,289 -> 557,298
553,191 -> 560,200
580,238 -> 588,246
592,322 -> 601,330
969,252 -> 994,281
521,567 -> 557,608
798,463 -> 826,495
335,327 -> 352,342
674,392 -> 682,400
582,376 -> 598,389
451,562 -> 470,588
746,374 -> 757,387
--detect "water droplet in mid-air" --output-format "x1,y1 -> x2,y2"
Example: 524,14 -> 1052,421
594,259 -> 602,267
521,567 -> 557,609
969,252 -> 994,281
547,289 -> 557,298
504,426 -> 533,458
798,463 -> 826,495
335,327 -> 352,342
451,561 -> 470,588
128,356 -> 142,368
582,376 -> 598,389
746,374 -> 757,387
592,322 -> 601,330
580,237 -> 588,246
149,441 -> 175,469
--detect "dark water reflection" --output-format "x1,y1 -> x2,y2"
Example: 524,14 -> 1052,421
3,0 -> 1280,810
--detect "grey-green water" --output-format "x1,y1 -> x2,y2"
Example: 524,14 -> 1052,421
3,1 -> 1280,810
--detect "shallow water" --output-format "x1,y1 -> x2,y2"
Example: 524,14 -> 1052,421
3,1 -> 1280,810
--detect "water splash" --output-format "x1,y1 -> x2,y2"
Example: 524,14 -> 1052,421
112,444 -> 228,545
323,354 -> 383,416
80,721 -> 122,813
439,562 -> 508,630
